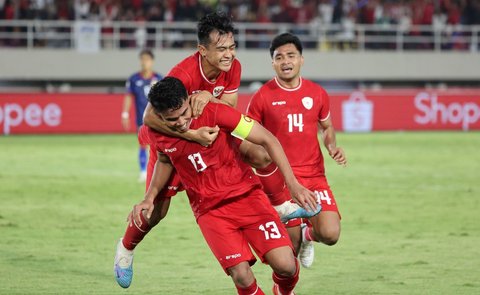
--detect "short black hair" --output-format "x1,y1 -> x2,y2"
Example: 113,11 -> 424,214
139,49 -> 154,59
269,33 -> 303,58
148,77 -> 188,113
197,11 -> 235,46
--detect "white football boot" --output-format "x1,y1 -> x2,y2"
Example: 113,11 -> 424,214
114,239 -> 134,288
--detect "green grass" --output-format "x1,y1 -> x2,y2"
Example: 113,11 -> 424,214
0,132 -> 479,294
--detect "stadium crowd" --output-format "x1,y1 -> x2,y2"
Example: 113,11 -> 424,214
1,0 -> 479,50
1,0 -> 479,25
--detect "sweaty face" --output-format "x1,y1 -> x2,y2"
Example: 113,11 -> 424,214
272,43 -> 304,83
159,98 -> 193,133
140,54 -> 154,72
200,31 -> 236,72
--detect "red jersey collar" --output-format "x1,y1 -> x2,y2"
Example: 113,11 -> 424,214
274,76 -> 302,91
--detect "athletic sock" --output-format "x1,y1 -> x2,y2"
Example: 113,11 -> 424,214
139,147 -> 147,172
272,260 -> 299,295
236,280 -> 265,295
122,212 -> 151,251
255,162 -> 289,206
304,226 -> 315,242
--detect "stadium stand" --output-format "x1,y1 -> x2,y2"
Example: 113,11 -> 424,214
1,0 -> 479,50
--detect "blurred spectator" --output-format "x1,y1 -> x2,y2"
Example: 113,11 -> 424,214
74,0 -> 90,20
1,0 -> 480,50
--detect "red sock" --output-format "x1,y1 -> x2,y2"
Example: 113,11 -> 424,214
236,280 -> 265,295
122,212 -> 151,250
304,226 -> 315,242
256,163 -> 289,206
272,260 -> 299,295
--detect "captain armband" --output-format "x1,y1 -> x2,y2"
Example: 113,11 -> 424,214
231,115 -> 255,140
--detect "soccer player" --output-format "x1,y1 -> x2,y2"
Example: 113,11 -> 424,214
122,49 -> 162,182
114,12 -> 319,289
141,12 -> 311,221
247,33 -> 347,268
133,77 -> 316,294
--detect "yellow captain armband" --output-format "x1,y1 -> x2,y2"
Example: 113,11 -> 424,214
231,115 -> 255,140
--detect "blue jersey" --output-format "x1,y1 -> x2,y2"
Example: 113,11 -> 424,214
126,72 -> 162,126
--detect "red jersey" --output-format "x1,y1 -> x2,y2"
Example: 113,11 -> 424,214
247,77 -> 330,178
146,103 -> 261,219
167,52 -> 241,98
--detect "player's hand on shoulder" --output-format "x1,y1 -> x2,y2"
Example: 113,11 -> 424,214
328,146 -> 347,166
190,91 -> 213,118
192,125 -> 220,147
288,182 -> 318,212
127,199 -> 155,227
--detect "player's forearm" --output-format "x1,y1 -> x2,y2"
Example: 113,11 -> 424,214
211,97 -> 230,106
262,135 -> 298,186
211,97 -> 236,107
144,160 -> 173,202
322,125 -> 337,152
122,95 -> 132,113
247,124 -> 297,186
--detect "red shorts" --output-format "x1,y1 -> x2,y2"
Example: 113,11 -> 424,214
146,145 -> 184,199
284,176 -> 340,228
197,189 -> 293,274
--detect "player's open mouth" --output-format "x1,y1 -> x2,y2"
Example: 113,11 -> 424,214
177,120 -> 192,132
220,60 -> 232,66
281,67 -> 293,74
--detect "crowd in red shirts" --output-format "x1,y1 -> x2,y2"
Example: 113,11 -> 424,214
1,0 -> 479,49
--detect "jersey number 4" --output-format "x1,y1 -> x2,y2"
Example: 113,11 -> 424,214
188,153 -> 207,172
287,113 -> 304,132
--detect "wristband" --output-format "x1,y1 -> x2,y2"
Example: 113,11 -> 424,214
121,111 -> 129,119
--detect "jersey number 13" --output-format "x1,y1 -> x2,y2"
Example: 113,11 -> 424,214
188,153 -> 207,172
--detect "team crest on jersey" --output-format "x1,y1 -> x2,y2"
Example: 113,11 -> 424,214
302,97 -> 313,110
212,86 -> 225,97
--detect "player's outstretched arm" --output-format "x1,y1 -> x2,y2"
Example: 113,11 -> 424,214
243,121 -> 317,211
190,91 -> 237,117
319,118 -> 347,166
129,153 -> 174,227
143,103 -> 219,146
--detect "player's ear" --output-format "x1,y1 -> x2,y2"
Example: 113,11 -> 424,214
300,55 -> 304,67
198,44 -> 207,57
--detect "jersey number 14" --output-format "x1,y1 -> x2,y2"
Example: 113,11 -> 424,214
287,113 -> 304,132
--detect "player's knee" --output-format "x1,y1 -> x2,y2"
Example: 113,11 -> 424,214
228,263 -> 254,288
315,227 -> 340,246
274,259 -> 297,277
270,254 -> 297,277
323,235 -> 339,246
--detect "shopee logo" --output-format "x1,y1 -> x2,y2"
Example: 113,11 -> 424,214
0,103 -> 62,135
414,92 -> 480,130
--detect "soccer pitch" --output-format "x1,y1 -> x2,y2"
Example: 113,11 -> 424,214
0,132 -> 479,295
